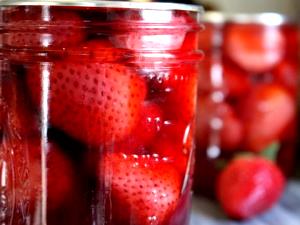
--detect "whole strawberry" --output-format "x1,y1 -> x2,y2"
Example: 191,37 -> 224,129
216,157 -> 285,220
27,41 -> 147,146
100,153 -> 181,225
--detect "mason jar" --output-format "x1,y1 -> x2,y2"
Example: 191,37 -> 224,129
0,1 -> 203,224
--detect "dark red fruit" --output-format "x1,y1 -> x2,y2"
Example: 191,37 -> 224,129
224,24 -> 284,73
2,72 -> 39,139
216,157 -> 285,220
100,153 -> 181,225
3,138 -> 74,210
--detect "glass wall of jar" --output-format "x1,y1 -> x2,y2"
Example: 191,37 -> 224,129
0,1 -> 203,224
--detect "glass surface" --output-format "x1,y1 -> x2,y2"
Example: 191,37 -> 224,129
0,4 -> 202,225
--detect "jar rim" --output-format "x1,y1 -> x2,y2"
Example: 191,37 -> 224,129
0,0 -> 203,12
201,11 -> 295,25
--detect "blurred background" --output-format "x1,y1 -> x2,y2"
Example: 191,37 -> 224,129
198,0 -> 300,16
153,0 -> 300,17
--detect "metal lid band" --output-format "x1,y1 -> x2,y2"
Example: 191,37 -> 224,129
0,0 -> 203,12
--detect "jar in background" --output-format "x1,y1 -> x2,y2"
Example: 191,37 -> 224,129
194,12 -> 298,219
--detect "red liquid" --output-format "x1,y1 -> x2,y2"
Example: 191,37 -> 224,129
0,5 -> 202,225
194,19 -> 298,197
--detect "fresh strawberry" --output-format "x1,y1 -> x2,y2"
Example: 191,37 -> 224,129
4,8 -> 84,48
196,96 -> 244,151
100,153 -> 182,225
3,138 -> 74,210
111,102 -> 163,154
240,84 -> 295,152
27,57 -> 147,146
224,24 -> 284,73
110,10 -> 199,51
216,157 -> 285,220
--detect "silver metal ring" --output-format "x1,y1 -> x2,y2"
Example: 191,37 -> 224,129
0,0 -> 203,12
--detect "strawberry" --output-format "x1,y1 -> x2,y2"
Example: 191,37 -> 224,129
4,8 -> 84,49
110,10 -> 199,51
240,84 -> 295,152
216,157 -> 285,220
27,55 -> 147,146
111,102 -> 163,154
162,64 -> 198,122
196,97 -> 244,152
224,24 -> 284,73
100,153 -> 181,225
150,121 -> 194,175
3,138 -> 74,211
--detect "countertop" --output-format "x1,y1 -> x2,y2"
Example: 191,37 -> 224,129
190,180 -> 300,225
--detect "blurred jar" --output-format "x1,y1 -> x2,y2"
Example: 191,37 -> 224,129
194,12 -> 299,197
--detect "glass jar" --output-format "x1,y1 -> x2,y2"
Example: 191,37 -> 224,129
0,1 -> 203,224
194,12 -> 298,197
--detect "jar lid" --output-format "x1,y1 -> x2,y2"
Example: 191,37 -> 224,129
0,0 -> 203,12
